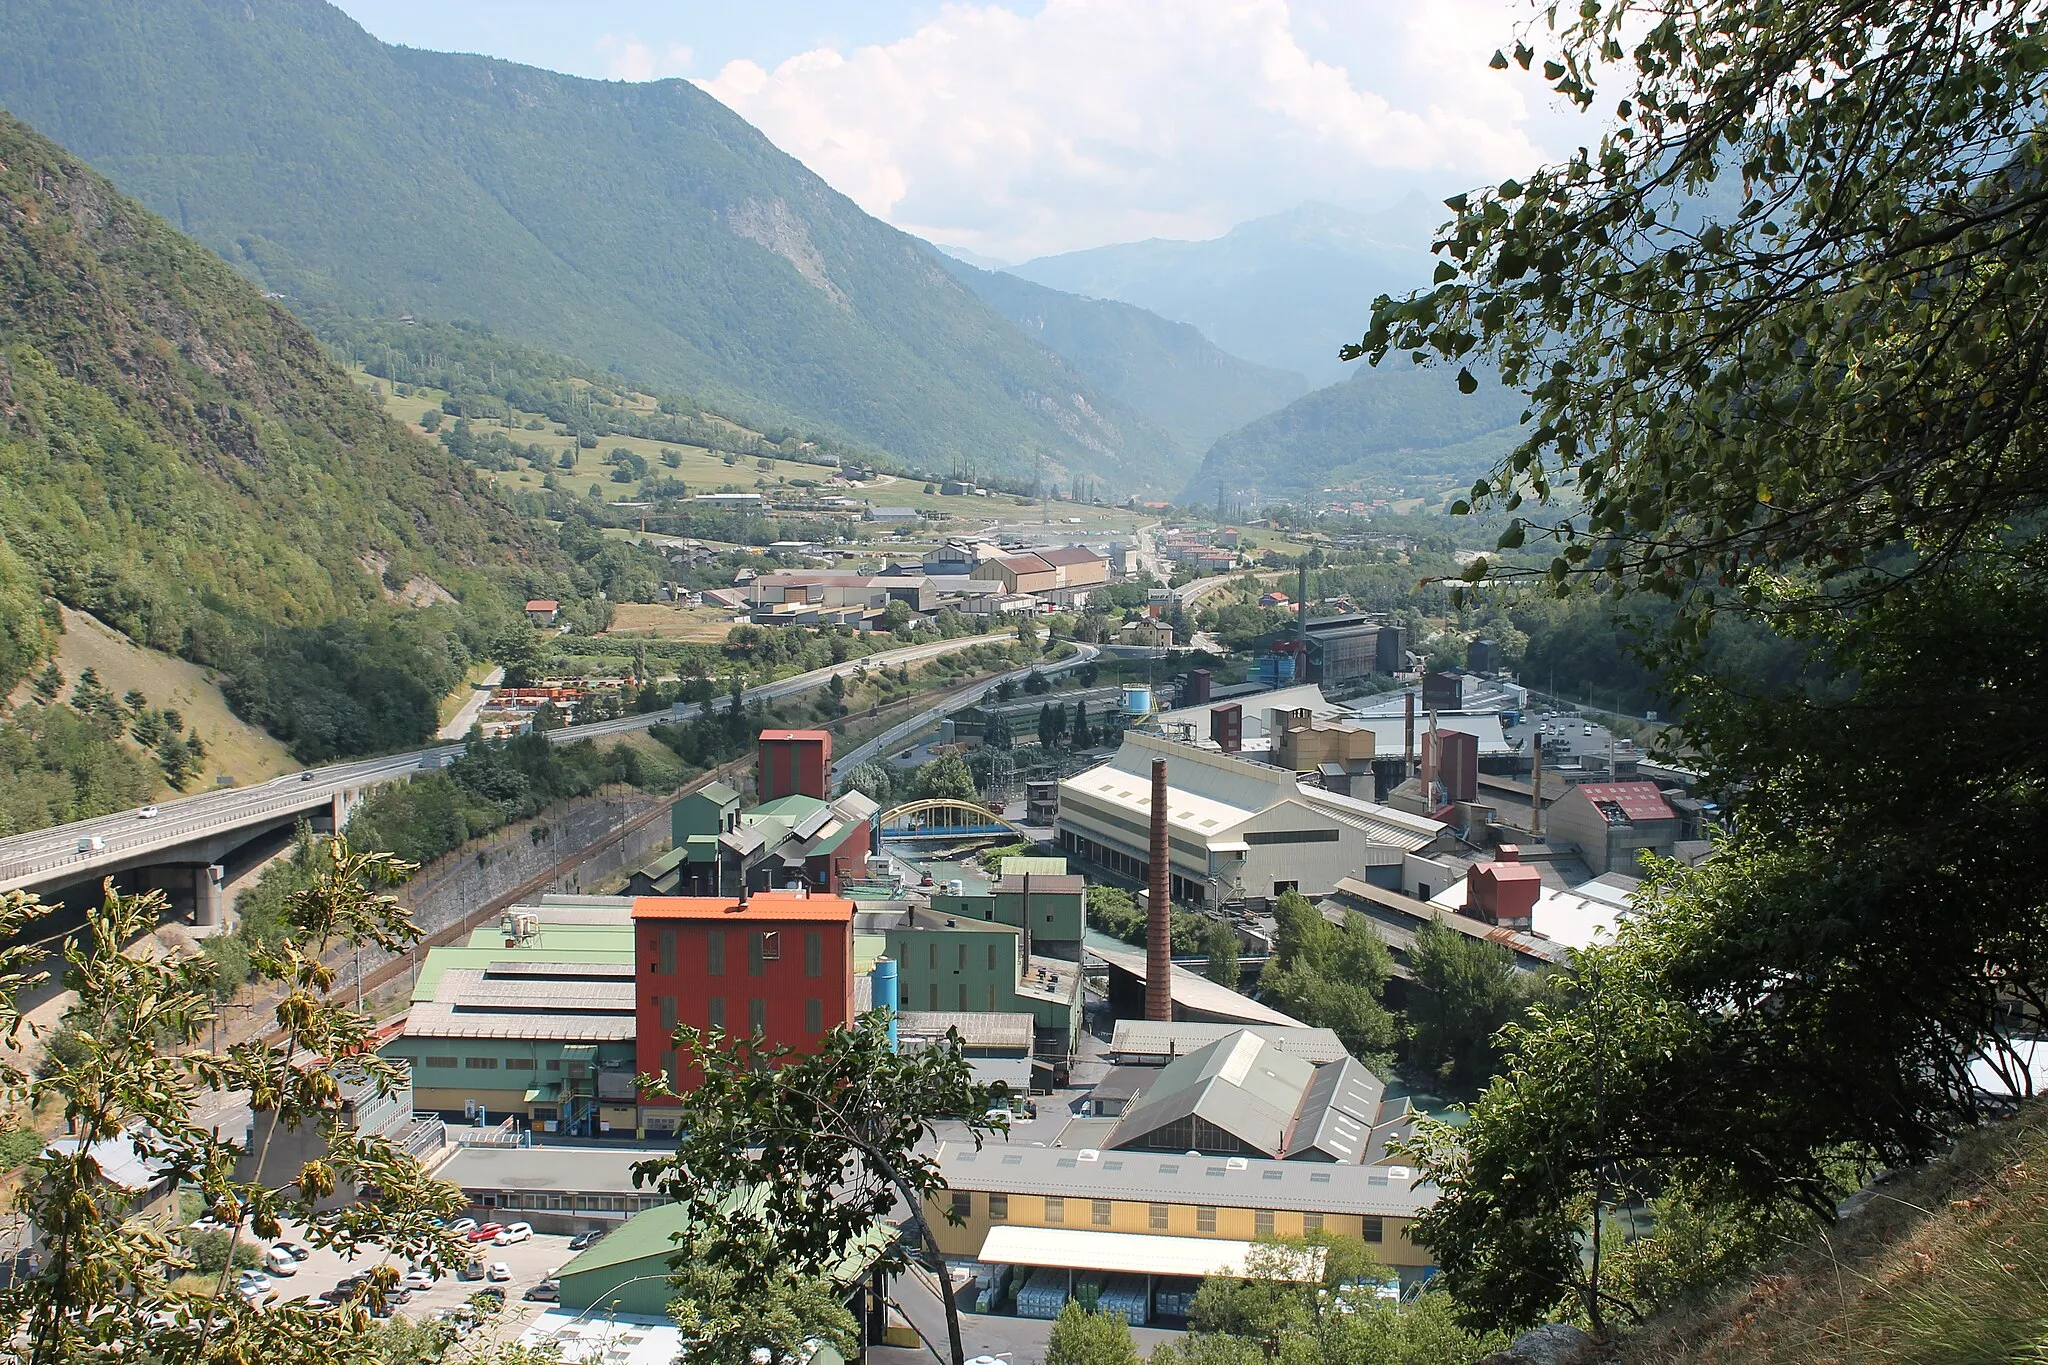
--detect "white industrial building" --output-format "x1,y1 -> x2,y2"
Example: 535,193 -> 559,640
1055,730 -> 1445,904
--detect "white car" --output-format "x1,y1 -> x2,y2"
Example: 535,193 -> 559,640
137,806 -> 159,820
1583,724 -> 1595,735
402,1268 -> 436,1291
493,1222 -> 532,1246
236,1271 -> 272,1294
450,1218 -> 478,1236
486,1262 -> 512,1283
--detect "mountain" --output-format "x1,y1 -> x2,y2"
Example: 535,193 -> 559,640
0,109 -> 548,755
930,249 -> 1308,455
0,0 -> 1181,492
1008,199 -> 1445,384
1185,362 -> 1525,506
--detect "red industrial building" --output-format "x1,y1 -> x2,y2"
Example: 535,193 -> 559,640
1421,728 -> 1480,805
757,729 -> 832,801
1462,847 -> 1544,929
633,890 -> 856,1099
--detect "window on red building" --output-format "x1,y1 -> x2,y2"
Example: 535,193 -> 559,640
708,931 -> 726,977
708,997 -> 725,1031
805,999 -> 822,1034
804,932 -> 822,978
657,929 -> 677,976
749,998 -> 766,1034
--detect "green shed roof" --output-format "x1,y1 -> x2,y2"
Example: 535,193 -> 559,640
999,856 -> 1070,877
558,1195 -> 891,1288
748,793 -> 829,823
412,942 -> 634,1003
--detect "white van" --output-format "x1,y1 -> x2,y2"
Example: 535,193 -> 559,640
264,1246 -> 298,1276
75,836 -> 105,855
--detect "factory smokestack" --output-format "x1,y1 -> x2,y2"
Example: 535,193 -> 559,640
1146,757 -> 1172,1022
1404,690 -> 1416,778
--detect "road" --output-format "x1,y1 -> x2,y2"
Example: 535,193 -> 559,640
438,667 -> 506,740
0,635 -> 994,892
830,644 -> 1101,780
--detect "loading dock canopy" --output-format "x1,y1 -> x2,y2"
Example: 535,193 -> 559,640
978,1226 -> 1325,1281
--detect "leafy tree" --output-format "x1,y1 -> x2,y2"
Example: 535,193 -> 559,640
842,760 -> 895,805
0,842 -> 470,1364
1259,892 -> 1399,1068
1016,615 -> 1040,650
121,688 -> 147,714
1361,0 -> 2048,625
911,754 -> 980,805
1200,918 -> 1240,988
637,1013 -> 1002,1365
664,1235 -> 858,1365
1403,919 -> 1534,1098
1045,1300 -> 1142,1365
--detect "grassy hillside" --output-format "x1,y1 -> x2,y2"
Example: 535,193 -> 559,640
0,0 -> 1185,491
1617,1101 -> 2048,1364
932,249 -> 1307,455
1186,361 -> 1525,507
3,609 -> 295,790
0,110 -> 560,764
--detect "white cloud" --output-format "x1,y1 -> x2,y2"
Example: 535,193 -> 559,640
698,0 -> 1574,260
597,33 -> 693,83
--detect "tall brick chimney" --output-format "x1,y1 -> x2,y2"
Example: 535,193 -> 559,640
1146,757 -> 1173,1021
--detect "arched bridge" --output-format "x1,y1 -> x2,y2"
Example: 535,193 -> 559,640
879,799 -> 1036,842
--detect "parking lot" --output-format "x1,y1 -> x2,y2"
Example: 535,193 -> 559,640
231,1216 -> 579,1338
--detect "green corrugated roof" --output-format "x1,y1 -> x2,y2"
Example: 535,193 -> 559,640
748,793 -> 828,822
411,942 -> 634,1003
559,1195 -> 891,1286
459,923 -> 636,952
682,781 -> 740,808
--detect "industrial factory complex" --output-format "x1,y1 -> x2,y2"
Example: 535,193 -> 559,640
367,621 -> 1706,1332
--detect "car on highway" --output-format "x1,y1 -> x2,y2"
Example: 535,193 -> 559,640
1584,724 -> 1596,735
493,1222 -> 532,1246
136,806 -> 159,820
466,1223 -> 506,1243
486,1262 -> 512,1282
300,771 -> 316,782
75,836 -> 105,854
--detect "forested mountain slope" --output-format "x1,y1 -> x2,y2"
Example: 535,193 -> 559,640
932,249 -> 1306,455
0,0 -> 1182,491
1009,199 -> 1443,384
1186,362 -> 1526,506
0,111 -> 546,755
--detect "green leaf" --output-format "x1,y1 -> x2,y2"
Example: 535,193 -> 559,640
1458,367 -> 1479,394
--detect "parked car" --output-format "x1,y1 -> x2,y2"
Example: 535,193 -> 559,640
236,1271 -> 272,1295
450,1218 -> 478,1236
273,1241 -> 310,1262
566,1230 -> 606,1252
523,1280 -> 559,1302
402,1268 -> 436,1292
466,1223 -> 506,1243
492,1222 -> 532,1246
456,1259 -> 485,1282
474,1285 -> 507,1305
486,1262 -> 512,1283
262,1247 -> 298,1276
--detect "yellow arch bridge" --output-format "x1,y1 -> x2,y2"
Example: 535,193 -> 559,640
878,799 -> 1035,842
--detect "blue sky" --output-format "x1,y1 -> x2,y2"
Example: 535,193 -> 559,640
329,1 -> 1578,261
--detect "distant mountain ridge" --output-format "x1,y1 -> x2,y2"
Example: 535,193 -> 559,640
930,248 -> 1308,456
1008,198 -> 1446,384
1185,361 -> 1525,507
0,0 -> 1184,491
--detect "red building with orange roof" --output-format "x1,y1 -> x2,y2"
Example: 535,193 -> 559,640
633,890 -> 855,1106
